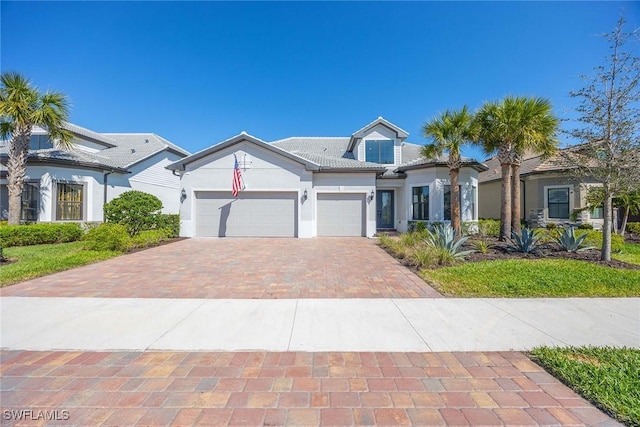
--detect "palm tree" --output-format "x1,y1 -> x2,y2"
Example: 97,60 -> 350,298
475,97 -> 559,239
422,106 -> 476,237
0,72 -> 72,224
615,191 -> 640,237
508,98 -> 559,233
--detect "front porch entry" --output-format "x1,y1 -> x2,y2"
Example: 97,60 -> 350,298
376,189 -> 394,230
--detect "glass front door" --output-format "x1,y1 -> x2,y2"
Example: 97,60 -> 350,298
376,190 -> 394,229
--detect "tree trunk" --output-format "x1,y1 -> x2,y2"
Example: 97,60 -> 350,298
500,163 -> 512,241
7,127 -> 31,225
511,163 -> 522,236
601,183 -> 612,261
450,168 -> 461,237
620,207 -> 629,238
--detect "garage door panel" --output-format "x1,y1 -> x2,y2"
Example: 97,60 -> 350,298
195,192 -> 297,237
317,193 -> 365,237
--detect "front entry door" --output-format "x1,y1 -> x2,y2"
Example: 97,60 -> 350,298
376,190 -> 394,229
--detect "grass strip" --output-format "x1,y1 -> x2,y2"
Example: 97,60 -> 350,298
613,243 -> 640,266
422,259 -> 640,297
530,346 -> 640,426
1,241 -> 121,287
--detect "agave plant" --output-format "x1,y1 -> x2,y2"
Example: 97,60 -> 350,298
555,227 -> 594,252
424,223 -> 474,259
506,227 -> 543,253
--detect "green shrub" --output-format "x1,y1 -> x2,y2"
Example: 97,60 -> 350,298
626,222 -> 640,235
130,229 -> 170,249
577,230 -> 625,253
0,223 -> 83,247
546,223 -> 557,230
104,191 -> 163,236
154,214 -> 180,237
477,219 -> 500,237
471,239 -> 492,254
578,223 -> 594,230
414,221 -> 427,234
83,223 -> 131,252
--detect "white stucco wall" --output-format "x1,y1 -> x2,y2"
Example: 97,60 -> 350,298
21,165 -> 104,222
402,167 -> 479,229
108,152 -> 184,214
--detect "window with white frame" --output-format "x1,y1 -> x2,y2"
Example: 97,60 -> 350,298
547,187 -> 570,219
365,140 -> 394,164
21,182 -> 40,221
29,135 -> 53,150
443,185 -> 462,221
56,183 -> 84,221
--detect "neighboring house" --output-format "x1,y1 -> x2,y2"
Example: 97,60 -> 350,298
168,117 -> 487,238
478,150 -> 604,228
0,123 -> 189,222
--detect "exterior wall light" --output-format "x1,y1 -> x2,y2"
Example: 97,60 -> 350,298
180,188 -> 187,203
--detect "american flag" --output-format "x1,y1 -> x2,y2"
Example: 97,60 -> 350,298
232,154 -> 244,197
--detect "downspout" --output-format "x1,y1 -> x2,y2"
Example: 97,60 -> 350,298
103,171 -> 113,222
521,179 -> 526,225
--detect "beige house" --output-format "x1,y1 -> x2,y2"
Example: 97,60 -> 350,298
478,151 -> 604,228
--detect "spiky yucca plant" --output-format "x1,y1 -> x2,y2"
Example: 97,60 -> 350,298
506,227 -> 543,253
424,223 -> 474,260
555,227 -> 594,253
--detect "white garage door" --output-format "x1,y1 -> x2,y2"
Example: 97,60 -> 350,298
195,192 -> 297,237
317,193 -> 365,237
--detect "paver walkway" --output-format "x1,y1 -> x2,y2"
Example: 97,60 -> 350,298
0,238 -> 441,299
0,350 -> 619,426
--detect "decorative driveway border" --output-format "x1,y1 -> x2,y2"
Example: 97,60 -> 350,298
0,350 -> 619,426
0,238 -> 441,299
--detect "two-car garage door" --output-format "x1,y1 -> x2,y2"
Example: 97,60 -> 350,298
195,192 -> 297,237
195,191 -> 365,237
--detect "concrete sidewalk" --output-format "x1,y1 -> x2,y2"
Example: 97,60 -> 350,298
2,297 -> 638,352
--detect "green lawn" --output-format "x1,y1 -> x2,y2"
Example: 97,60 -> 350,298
422,259 -> 640,297
530,346 -> 640,426
613,242 -> 640,266
1,241 -> 121,287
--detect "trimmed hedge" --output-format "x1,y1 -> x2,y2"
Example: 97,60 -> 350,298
478,219 -> 500,237
154,214 -> 180,238
130,229 -> 170,249
626,222 -> 640,235
577,230 -> 625,253
82,223 -> 131,252
0,223 -> 83,247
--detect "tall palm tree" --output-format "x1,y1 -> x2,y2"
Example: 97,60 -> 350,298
509,98 -> 559,233
474,100 -> 513,240
474,96 -> 559,239
0,72 -> 72,224
422,106 -> 476,237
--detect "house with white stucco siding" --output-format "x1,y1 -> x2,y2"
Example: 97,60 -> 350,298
0,123 -> 189,222
168,117 -> 487,238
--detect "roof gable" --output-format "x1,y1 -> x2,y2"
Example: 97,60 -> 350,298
167,132 -> 320,171
348,117 -> 409,151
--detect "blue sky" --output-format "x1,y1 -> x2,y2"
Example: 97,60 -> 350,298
1,1 -> 638,160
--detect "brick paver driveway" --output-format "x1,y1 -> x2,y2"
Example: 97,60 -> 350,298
0,350 -> 615,426
0,238 -> 441,299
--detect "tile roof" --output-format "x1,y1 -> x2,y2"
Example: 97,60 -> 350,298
478,152 -> 565,183
101,133 -> 190,168
1,125 -> 189,172
271,138 -> 487,173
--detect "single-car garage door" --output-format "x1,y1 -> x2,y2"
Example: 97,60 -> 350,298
317,193 -> 365,237
195,192 -> 297,237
